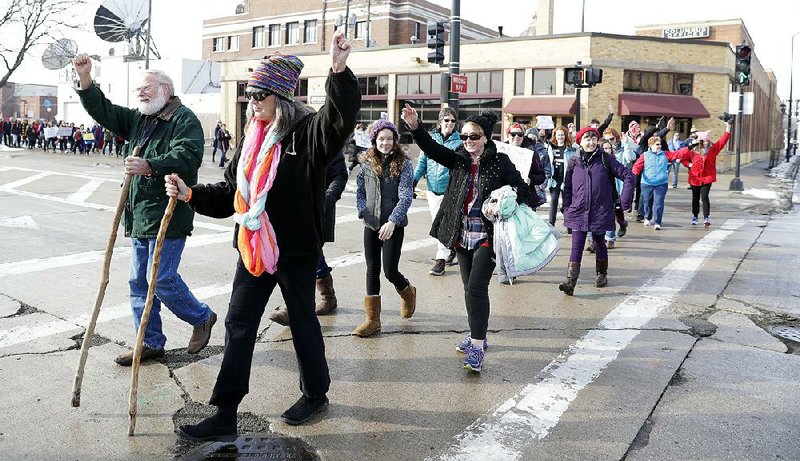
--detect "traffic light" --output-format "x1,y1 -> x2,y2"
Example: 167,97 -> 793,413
564,67 -> 585,86
564,66 -> 603,87
735,44 -> 752,86
427,20 -> 445,65
585,67 -> 603,85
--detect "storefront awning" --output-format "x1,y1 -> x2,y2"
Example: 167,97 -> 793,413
618,93 -> 710,119
504,97 -> 576,115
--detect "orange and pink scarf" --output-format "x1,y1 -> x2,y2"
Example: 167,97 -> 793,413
234,119 -> 282,276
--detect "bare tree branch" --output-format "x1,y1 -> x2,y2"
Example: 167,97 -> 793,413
0,0 -> 85,88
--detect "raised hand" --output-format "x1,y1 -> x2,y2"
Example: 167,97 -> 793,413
400,103 -> 419,130
667,117 -> 676,131
608,103 -> 614,115
72,53 -> 94,90
72,53 -> 92,77
331,31 -> 351,73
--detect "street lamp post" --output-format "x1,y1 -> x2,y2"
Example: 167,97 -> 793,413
785,32 -> 800,161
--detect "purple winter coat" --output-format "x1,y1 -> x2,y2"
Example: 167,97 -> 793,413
562,149 -> 634,233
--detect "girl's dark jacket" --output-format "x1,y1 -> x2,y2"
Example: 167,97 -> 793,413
189,68 -> 360,262
410,125 -> 534,249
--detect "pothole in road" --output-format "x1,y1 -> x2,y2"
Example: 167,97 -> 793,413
180,434 -> 317,461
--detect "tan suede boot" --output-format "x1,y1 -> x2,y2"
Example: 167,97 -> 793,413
314,275 -> 337,315
397,284 -> 416,319
595,259 -> 608,288
353,295 -> 381,337
558,262 -> 581,296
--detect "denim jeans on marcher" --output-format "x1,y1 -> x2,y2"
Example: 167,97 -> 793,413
640,183 -> 668,225
129,238 -> 213,350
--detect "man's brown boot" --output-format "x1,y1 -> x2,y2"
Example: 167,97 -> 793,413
187,312 -> 217,354
269,309 -> 290,326
314,275 -> 337,315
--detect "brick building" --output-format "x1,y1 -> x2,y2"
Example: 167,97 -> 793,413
202,0 -> 496,60
0,83 -> 58,121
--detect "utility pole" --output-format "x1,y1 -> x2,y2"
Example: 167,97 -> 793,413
144,0 -> 152,69
447,0 -> 461,115
575,61 -> 582,129
729,84 -> 744,190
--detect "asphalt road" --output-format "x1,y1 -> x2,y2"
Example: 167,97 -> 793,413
0,147 -> 798,461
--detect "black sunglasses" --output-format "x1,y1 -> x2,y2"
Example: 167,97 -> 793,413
441,118 -> 456,123
460,133 -> 482,141
509,132 -> 524,137
245,90 -> 274,101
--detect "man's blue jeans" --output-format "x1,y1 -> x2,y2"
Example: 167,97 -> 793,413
129,238 -> 213,350
641,183 -> 668,225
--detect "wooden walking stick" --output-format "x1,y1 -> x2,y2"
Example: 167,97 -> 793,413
127,194 -> 178,436
71,145 -> 141,408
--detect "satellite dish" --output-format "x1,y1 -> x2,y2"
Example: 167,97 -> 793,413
41,39 -> 78,70
93,0 -> 159,61
94,0 -> 149,43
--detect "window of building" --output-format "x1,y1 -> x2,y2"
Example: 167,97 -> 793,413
532,68 -> 556,95
227,35 -> 239,51
396,73 -> 441,96
304,20 -> 317,43
675,74 -> 693,95
623,70 -> 693,95
641,72 -> 658,93
459,98 -> 503,140
462,71 -> 502,95
358,100 -> 389,128
564,80 -> 575,95
355,21 -> 370,40
286,22 -> 299,45
252,26 -> 264,48
268,24 -> 280,46
212,37 -> 225,52
514,69 -> 525,96
294,79 -> 308,99
398,99 -> 442,144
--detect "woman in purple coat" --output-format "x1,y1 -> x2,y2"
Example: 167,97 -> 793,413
559,127 -> 634,296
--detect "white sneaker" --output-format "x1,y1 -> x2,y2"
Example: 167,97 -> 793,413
643,219 -> 651,227
654,224 -> 662,230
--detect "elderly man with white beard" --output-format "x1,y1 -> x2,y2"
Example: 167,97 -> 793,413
72,55 -> 217,366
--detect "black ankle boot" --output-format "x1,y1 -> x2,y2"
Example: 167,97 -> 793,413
176,406 -> 237,442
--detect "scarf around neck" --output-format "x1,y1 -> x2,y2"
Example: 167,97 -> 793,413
234,118 -> 283,276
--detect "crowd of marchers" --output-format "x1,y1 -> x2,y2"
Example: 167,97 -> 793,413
63,29 -> 734,441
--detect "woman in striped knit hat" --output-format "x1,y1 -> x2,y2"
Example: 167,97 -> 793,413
168,31 -> 361,440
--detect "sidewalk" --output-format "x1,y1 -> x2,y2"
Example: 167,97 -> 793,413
626,156 -> 800,460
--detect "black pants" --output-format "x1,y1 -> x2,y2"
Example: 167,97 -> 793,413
209,257 -> 330,408
691,183 -> 712,218
548,183 -> 563,225
364,226 -> 407,295
456,245 -> 495,340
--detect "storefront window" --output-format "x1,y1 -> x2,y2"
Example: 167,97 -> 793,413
532,68 -> 556,95
398,99 -> 442,144
514,69 -> 525,96
624,70 -> 693,95
459,98 -> 502,140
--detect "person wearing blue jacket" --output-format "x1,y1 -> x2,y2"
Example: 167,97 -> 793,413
413,107 -> 462,276
631,136 -> 689,230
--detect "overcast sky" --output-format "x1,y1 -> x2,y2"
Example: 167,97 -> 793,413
6,0 -> 799,101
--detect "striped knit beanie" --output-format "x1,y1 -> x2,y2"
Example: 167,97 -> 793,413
248,54 -> 304,101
